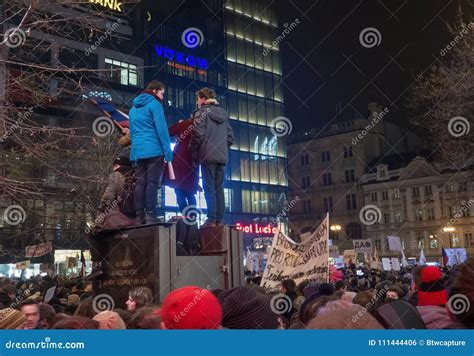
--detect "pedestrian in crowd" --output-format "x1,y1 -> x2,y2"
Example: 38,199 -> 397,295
19,299 -> 41,329
129,81 -> 173,224
0,308 -> 26,329
189,88 -> 234,228
446,259 -> 474,328
38,303 -> 56,329
126,287 -> 153,313
218,286 -> 279,329
163,118 -> 200,215
93,311 -> 127,330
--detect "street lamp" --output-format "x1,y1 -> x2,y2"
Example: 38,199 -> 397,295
330,224 -> 342,243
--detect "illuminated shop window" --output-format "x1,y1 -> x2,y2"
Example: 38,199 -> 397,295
105,58 -> 138,86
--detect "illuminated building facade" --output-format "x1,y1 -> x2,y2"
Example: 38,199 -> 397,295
136,0 -> 289,237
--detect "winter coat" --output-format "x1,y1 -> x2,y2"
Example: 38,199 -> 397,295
417,306 -> 454,329
100,171 -> 125,209
188,102 -> 234,165
162,119 -> 200,193
129,93 -> 173,162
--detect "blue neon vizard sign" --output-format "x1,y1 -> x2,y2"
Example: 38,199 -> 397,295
153,45 -> 209,70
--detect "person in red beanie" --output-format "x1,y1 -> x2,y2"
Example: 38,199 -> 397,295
417,266 -> 448,307
161,286 -> 222,329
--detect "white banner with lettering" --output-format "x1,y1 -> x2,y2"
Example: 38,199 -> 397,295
260,214 -> 329,290
445,248 -> 467,266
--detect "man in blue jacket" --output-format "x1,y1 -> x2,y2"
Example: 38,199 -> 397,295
129,81 -> 173,224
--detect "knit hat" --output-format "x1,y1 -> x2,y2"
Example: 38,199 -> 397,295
218,286 -> 279,329
93,311 -> 126,330
0,308 -> 26,329
161,286 -> 222,329
418,266 -> 447,307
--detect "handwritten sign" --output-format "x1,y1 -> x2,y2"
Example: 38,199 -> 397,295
260,214 -> 329,290
352,239 -> 372,253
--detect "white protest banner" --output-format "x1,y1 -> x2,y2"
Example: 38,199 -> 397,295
387,236 -> 402,251
352,239 -> 372,253
15,260 -> 30,270
381,258 -> 392,271
260,214 -> 329,289
25,242 -> 52,258
445,248 -> 467,266
391,258 -> 401,271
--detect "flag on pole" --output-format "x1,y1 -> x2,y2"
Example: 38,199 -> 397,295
419,248 -> 426,265
80,250 -> 86,278
89,97 -> 130,128
441,247 -> 448,267
401,249 -> 409,267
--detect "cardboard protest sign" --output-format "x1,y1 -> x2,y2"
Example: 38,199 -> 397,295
260,214 -> 329,290
352,239 -> 372,253
387,236 -> 402,251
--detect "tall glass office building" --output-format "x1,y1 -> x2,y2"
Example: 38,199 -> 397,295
136,0 -> 288,230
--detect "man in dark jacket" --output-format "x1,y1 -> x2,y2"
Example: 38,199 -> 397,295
189,88 -> 234,228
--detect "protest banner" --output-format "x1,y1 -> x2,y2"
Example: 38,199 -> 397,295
387,236 -> 402,251
352,239 -> 372,253
15,260 -> 30,270
260,214 -> 329,289
445,248 -> 467,266
343,249 -> 357,265
25,242 -> 53,258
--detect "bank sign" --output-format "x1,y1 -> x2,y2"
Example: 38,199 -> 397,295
89,0 -> 123,12
154,44 -> 209,73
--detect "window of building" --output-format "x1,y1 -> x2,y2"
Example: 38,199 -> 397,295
321,151 -> 330,162
322,172 -> 332,186
427,208 -> 435,220
461,201 -> 470,217
302,176 -> 311,189
343,146 -> 353,158
346,194 -> 357,210
300,154 -> 309,166
382,191 -> 389,200
104,58 -> 138,86
395,212 -> 402,223
424,185 -> 432,196
371,192 -> 378,202
393,188 -> 400,199
465,232 -> 474,247
344,169 -> 355,183
346,222 -> 362,240
323,197 -> 333,213
415,209 -> 423,221
448,206 -> 456,218
417,234 -> 425,249
447,183 -> 456,193
412,187 -> 420,198
303,199 -> 312,214
449,233 -> 460,248
375,238 -> 382,252
383,212 -> 390,224
459,181 -> 468,191
428,232 -> 438,249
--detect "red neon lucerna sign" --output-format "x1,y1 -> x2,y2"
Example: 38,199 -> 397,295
235,223 -> 278,235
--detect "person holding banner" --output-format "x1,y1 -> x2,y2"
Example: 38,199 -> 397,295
129,81 -> 173,224
163,119 -> 201,215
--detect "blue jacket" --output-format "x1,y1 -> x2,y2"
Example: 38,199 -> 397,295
129,93 -> 173,162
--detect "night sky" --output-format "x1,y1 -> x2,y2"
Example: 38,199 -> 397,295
277,0 -> 473,132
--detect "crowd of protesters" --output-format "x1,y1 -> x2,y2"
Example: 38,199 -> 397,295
0,259 -> 472,329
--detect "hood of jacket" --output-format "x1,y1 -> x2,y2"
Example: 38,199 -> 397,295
201,104 -> 227,124
132,93 -> 157,109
